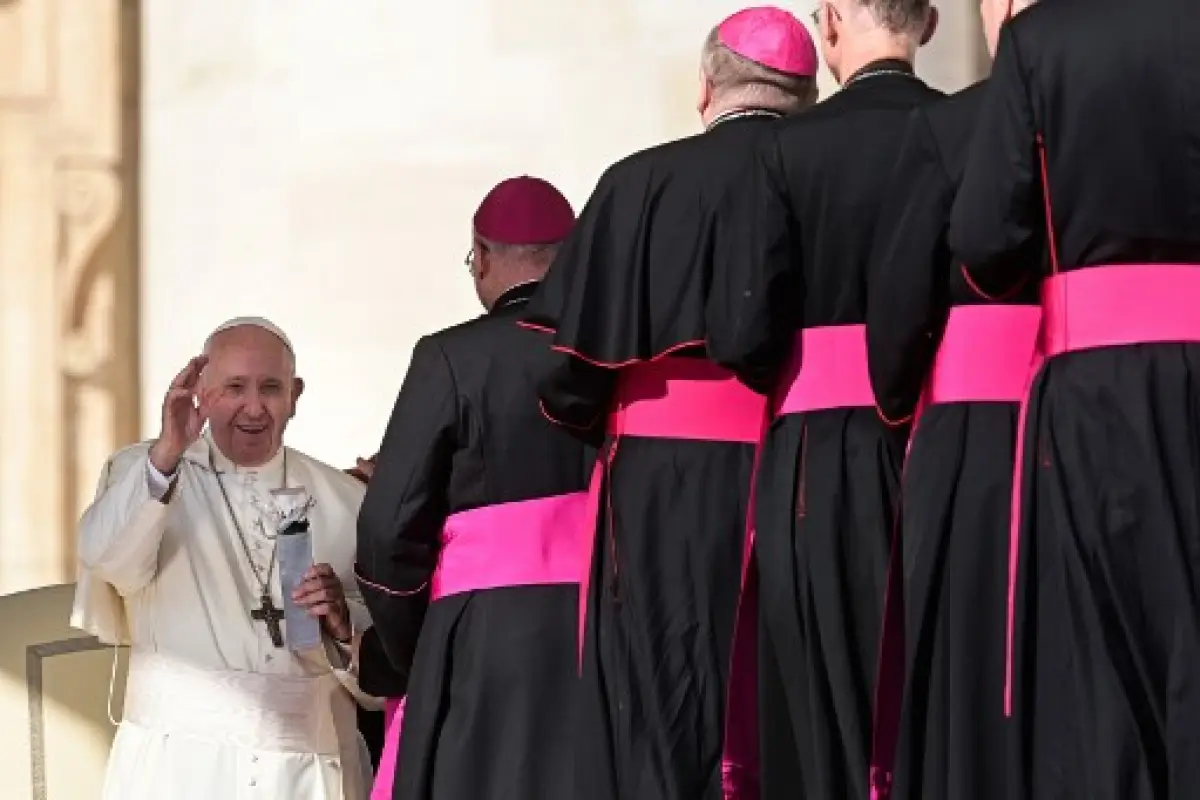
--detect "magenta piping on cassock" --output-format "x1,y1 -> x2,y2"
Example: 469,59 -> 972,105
1003,264 -> 1200,717
370,491 -> 589,799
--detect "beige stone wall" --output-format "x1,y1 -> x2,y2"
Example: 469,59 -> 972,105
139,0 -> 987,471
0,0 -> 140,596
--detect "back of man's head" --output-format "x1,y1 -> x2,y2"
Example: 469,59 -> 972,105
699,7 -> 820,122
469,176 -> 574,309
701,32 -> 818,116
856,0 -> 933,38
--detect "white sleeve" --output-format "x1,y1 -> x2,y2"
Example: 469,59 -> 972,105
145,458 -> 177,502
77,453 -> 172,597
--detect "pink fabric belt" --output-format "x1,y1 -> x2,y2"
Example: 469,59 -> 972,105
370,492 -> 588,800
926,305 -> 1043,404
1004,264 -> 1200,717
777,324 -> 875,414
607,356 -> 767,442
431,491 -> 588,599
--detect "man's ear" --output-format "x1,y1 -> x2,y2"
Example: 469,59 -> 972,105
820,4 -> 838,49
290,377 -> 305,418
920,6 -> 940,46
697,68 -> 714,118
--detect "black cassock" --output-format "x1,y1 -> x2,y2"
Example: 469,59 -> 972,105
356,281 -> 593,800
866,81 -> 1039,800
949,3 -> 1200,797
522,111 -> 782,800
708,61 -> 943,800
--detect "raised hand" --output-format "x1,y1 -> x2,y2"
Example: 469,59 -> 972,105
150,355 -> 210,474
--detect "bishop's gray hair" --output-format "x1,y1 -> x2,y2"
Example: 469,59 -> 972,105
701,27 -> 818,115
855,0 -> 932,36
477,236 -> 561,272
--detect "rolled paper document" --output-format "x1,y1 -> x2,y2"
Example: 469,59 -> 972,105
273,488 -> 322,652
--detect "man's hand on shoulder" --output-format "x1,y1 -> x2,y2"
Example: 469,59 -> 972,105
345,454 -> 376,484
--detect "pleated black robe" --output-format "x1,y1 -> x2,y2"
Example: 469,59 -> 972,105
949,3 -> 1200,796
866,80 -> 1039,800
356,281 -> 594,800
522,111 -> 785,800
708,60 -> 943,800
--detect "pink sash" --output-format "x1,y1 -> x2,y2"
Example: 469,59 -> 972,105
370,491 -> 588,800
777,324 -> 876,413
578,356 -> 766,800
1003,264 -> 1200,716
925,305 -> 1043,404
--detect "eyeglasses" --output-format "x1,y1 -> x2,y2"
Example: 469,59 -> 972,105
464,240 -> 489,273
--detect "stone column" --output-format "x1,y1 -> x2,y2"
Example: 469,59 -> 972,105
0,0 -> 140,595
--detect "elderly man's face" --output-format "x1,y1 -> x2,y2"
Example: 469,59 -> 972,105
201,325 -> 302,467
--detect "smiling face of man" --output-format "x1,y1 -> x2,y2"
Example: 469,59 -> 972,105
201,324 -> 303,467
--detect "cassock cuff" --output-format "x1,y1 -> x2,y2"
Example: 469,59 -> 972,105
145,458 -> 176,502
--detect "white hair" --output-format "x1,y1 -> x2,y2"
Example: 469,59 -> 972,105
202,316 -> 297,376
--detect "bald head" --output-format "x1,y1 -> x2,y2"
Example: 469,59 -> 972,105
200,318 -> 303,467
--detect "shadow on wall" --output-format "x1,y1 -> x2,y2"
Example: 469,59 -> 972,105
0,585 -> 127,800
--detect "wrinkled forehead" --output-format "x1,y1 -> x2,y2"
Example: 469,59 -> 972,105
203,325 -> 295,381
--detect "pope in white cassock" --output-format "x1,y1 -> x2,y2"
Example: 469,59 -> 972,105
72,317 -> 378,800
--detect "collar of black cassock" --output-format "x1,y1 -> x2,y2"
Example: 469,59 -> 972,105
491,280 -> 540,314
845,58 -> 915,85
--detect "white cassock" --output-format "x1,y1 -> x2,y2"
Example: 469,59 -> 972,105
71,434 -> 379,800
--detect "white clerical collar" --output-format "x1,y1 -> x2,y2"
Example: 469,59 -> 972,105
192,432 -> 285,478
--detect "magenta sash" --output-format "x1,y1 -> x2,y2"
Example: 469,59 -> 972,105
1003,264 -> 1200,716
578,356 -> 767,800
605,356 -> 767,441
370,491 -> 588,800
777,324 -> 876,413
926,306 -> 1043,404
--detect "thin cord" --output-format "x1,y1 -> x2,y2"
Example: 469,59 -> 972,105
106,644 -> 122,726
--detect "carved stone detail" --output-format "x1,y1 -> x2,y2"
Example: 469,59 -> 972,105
0,0 -> 139,594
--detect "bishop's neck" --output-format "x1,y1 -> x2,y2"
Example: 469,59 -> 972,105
833,43 -> 917,87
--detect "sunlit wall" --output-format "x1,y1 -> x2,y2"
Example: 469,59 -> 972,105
141,0 -> 985,467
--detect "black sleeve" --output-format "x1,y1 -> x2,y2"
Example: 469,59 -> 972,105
536,348 -> 614,450
949,23 -> 1043,294
707,132 -> 801,394
355,335 -> 457,681
357,625 -> 409,697
867,107 -> 954,424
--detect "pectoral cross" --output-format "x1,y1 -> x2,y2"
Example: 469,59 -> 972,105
251,593 -> 285,647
